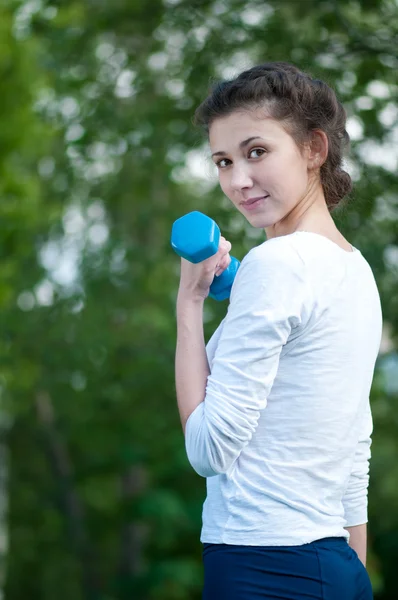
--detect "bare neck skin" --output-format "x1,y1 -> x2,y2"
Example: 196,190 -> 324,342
264,174 -> 352,252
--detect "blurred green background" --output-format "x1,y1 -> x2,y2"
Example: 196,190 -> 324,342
0,0 -> 397,598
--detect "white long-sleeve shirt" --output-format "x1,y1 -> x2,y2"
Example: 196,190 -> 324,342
185,231 -> 383,546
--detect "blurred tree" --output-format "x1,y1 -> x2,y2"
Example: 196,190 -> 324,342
1,0 -> 397,598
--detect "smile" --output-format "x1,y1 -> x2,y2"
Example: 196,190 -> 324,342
241,195 -> 269,211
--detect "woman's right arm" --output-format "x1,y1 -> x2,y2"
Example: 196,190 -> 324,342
342,402 -> 372,569
345,523 -> 367,567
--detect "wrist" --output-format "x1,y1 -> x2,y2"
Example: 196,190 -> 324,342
177,286 -> 207,305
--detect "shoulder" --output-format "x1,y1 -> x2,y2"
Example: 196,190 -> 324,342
241,235 -> 307,273
230,236 -> 310,303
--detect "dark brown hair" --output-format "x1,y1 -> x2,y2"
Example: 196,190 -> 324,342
194,62 -> 352,212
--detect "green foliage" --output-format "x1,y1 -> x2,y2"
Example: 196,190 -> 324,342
0,0 -> 397,598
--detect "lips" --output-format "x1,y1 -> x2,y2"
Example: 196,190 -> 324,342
241,195 -> 269,206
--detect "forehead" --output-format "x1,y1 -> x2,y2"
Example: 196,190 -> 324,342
208,109 -> 290,149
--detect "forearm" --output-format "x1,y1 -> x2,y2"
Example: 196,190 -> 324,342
175,290 -> 210,434
345,523 -> 367,567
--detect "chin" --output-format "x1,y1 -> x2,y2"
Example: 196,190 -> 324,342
245,213 -> 273,229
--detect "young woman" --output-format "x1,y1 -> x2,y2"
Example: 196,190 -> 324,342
175,62 -> 382,599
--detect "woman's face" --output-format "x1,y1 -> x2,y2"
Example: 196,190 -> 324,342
209,109 -> 318,235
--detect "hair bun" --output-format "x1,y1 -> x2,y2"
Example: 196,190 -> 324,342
322,167 -> 353,211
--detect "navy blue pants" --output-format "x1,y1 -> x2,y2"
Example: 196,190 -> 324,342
202,537 -> 373,599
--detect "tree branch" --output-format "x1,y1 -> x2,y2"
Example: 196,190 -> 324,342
35,391 -> 102,600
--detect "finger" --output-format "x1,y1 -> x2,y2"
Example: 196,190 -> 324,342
219,236 -> 231,247
218,238 -> 232,256
217,250 -> 232,268
215,254 -> 231,276
212,237 -> 232,276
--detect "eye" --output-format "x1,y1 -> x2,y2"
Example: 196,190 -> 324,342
215,158 -> 231,169
249,147 -> 266,158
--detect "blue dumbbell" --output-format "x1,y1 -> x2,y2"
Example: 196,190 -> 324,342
171,211 -> 240,301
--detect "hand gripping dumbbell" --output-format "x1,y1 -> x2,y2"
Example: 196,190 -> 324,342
171,211 -> 240,301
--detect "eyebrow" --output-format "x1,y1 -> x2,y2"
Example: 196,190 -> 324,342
211,136 -> 265,158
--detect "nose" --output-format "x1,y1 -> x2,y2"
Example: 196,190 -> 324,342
229,163 -> 253,192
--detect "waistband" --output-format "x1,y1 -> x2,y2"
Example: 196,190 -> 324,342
202,536 -> 348,551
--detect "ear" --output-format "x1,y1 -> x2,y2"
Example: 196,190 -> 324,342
307,129 -> 328,170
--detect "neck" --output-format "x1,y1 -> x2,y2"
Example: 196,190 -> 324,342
264,182 -> 336,241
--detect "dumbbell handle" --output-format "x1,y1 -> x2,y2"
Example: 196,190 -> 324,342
171,211 -> 240,301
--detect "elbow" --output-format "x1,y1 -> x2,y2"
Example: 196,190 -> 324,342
187,449 -> 238,478
184,400 -> 250,477
189,461 -> 221,478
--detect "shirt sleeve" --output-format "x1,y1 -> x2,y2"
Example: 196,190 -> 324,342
184,240 -> 312,478
342,401 -> 373,527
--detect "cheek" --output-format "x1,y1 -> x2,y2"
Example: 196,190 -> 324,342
218,172 -> 231,196
261,157 -> 307,205
269,152 -> 307,186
